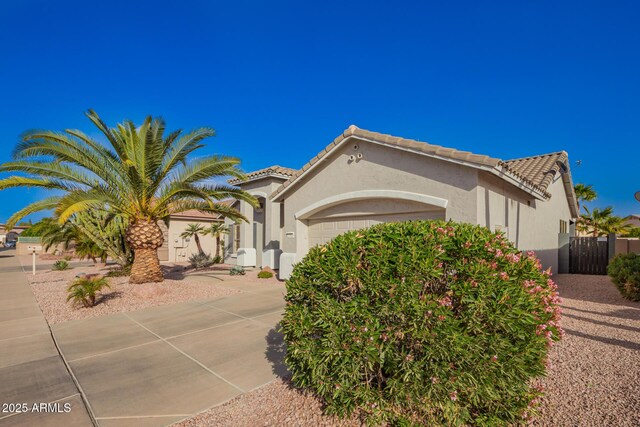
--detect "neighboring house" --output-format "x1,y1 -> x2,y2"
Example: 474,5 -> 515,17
0,224 -> 28,245
624,214 -> 640,228
160,209 -> 227,262
224,125 -> 579,279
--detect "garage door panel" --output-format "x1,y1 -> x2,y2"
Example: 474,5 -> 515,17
308,210 -> 445,249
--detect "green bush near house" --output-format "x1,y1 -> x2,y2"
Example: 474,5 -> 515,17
230,265 -> 245,275
608,253 -> 640,301
188,252 -> 214,269
281,220 -> 563,426
66,276 -> 110,308
257,271 -> 273,279
52,260 -> 70,271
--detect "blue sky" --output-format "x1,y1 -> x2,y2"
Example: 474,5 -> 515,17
1,0 -> 639,223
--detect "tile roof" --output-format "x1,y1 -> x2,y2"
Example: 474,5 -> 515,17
169,200 -> 236,220
501,152 -> 568,192
229,165 -> 298,185
269,125 -> 579,217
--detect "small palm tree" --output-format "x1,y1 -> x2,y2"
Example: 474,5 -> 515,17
181,223 -> 206,254
205,222 -> 229,260
66,276 -> 111,308
0,110 -> 257,284
574,183 -> 597,213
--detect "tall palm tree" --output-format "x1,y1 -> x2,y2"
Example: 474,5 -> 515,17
0,110 -> 256,283
574,183 -> 597,213
205,222 -> 229,260
181,223 -> 206,254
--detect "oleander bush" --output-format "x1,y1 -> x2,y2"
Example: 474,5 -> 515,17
608,253 -> 640,301
281,220 -> 563,426
258,270 -> 274,279
66,276 -> 110,308
52,260 -> 69,271
188,252 -> 214,269
230,265 -> 245,276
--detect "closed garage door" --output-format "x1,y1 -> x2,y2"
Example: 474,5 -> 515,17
308,211 -> 444,248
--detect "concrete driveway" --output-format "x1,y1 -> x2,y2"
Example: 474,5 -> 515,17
51,282 -> 287,427
0,250 -> 93,427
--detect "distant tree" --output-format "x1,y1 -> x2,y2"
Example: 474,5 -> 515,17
205,222 -> 229,260
623,227 -> 640,238
181,223 -> 206,255
574,183 -> 597,213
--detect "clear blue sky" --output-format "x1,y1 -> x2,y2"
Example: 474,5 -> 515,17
1,0 -> 639,223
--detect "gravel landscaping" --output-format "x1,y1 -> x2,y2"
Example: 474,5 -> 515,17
172,274 -> 639,427
531,274 -> 640,427
21,260 -> 284,324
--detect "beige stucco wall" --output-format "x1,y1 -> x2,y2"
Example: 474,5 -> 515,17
279,138 -> 478,256
476,171 -> 572,272
166,219 -> 219,262
228,177 -> 287,268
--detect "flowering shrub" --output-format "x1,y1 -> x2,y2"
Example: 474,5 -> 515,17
281,220 -> 562,426
608,253 -> 640,301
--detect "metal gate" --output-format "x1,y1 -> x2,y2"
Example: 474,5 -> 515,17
569,237 -> 609,275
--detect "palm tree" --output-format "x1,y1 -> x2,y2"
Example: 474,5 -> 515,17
0,110 -> 256,283
578,206 -> 631,236
181,223 -> 206,254
574,183 -> 597,213
205,222 -> 229,260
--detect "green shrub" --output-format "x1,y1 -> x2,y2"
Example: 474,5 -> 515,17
63,255 -> 73,261
66,276 -> 110,308
52,260 -> 70,271
608,253 -> 640,301
230,265 -> 245,275
189,252 -> 214,269
213,255 -> 223,264
258,270 -> 273,279
281,220 -> 562,426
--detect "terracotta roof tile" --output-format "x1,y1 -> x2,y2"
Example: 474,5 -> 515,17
229,165 -> 298,185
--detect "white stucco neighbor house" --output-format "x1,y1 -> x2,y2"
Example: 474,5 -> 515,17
224,125 -> 579,279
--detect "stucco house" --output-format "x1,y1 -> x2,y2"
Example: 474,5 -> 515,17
158,209 -> 227,262
224,126 -> 579,279
0,224 -> 28,245
624,214 -> 640,229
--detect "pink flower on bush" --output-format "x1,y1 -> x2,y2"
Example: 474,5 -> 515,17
431,376 -> 439,384
499,272 -> 509,281
450,391 -> 458,401
491,355 -> 498,362
464,241 -> 472,248
438,296 -> 452,307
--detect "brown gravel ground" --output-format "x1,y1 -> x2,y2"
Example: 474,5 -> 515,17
21,261 -> 269,324
173,274 -> 640,427
530,274 -> 640,427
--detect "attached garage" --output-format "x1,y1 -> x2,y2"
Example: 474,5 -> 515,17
307,211 -> 445,248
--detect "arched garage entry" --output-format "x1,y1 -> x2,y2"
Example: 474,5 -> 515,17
295,190 -> 448,250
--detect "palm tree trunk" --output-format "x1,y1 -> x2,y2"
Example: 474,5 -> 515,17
126,220 -> 164,284
215,236 -> 220,259
195,234 -> 203,254
130,248 -> 164,283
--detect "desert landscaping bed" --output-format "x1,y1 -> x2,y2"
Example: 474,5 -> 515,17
174,274 -> 640,427
23,262 -> 248,324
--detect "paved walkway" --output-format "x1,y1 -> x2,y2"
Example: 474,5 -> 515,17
0,249 -> 94,426
52,288 -> 286,427
1,249 -> 288,427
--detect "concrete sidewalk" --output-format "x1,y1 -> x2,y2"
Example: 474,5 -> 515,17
51,278 -> 287,426
0,250 -> 94,427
